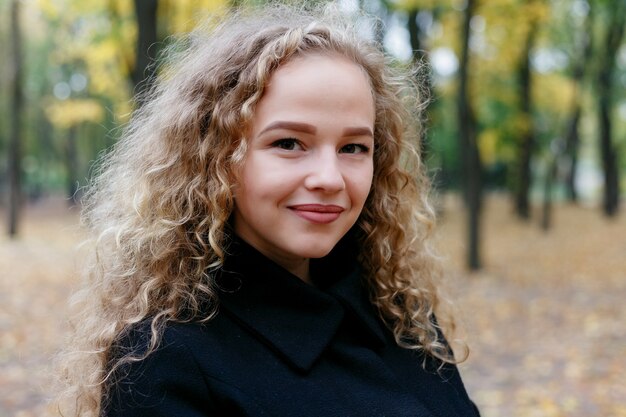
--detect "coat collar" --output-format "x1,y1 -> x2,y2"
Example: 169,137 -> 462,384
215,235 -> 387,373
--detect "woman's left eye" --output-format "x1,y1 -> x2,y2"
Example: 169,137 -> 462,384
340,143 -> 370,154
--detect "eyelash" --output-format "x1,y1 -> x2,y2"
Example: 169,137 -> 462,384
271,138 -> 301,150
270,139 -> 370,154
340,143 -> 370,154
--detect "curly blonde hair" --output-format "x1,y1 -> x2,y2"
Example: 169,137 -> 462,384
57,3 -> 462,416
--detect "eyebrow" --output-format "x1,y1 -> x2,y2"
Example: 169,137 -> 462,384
259,121 -> 316,135
342,126 -> 374,138
259,121 -> 373,138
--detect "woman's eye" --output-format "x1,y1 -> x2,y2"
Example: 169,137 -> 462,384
271,138 -> 302,151
340,143 -> 370,154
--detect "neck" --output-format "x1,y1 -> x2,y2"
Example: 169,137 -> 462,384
265,252 -> 311,283
234,234 -> 312,284
288,258 -> 311,284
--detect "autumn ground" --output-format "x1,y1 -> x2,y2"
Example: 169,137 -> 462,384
0,194 -> 624,417
438,195 -> 626,417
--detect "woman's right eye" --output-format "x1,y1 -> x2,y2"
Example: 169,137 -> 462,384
271,138 -> 302,151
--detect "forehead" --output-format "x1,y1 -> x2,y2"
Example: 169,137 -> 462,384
251,53 -> 375,127
260,53 -> 374,109
270,52 -> 372,88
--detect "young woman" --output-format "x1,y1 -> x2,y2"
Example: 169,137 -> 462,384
58,4 -> 480,416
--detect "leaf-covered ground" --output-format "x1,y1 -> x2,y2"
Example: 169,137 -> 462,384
0,195 -> 624,417
439,195 -> 626,417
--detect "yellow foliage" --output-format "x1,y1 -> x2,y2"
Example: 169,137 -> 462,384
162,0 -> 230,34
478,128 -> 499,165
437,12 -> 462,52
511,113 -> 532,139
473,0 -> 550,69
498,141 -> 517,163
79,37 -> 131,100
84,39 -> 118,66
110,0 -> 134,17
526,0 -> 550,23
393,0 -> 453,11
120,20 -> 138,53
36,0 -> 60,20
38,0 -> 135,118
533,73 -> 575,116
45,98 -> 104,128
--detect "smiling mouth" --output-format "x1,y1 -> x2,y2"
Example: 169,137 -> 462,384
288,204 -> 344,224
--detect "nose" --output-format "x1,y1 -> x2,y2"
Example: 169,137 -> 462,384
304,149 -> 345,193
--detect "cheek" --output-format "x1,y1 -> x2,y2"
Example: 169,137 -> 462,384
349,165 -> 374,206
237,159 -> 291,206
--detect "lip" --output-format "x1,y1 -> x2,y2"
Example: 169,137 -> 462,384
288,204 -> 345,224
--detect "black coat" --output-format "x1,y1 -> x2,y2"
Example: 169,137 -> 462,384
104,237 -> 480,417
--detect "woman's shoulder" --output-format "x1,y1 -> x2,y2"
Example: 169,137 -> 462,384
112,312 -> 257,375
113,316 -> 229,360
109,318 -> 210,378
104,319 -> 224,416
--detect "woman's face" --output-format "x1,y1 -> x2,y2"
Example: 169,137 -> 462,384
233,53 -> 375,273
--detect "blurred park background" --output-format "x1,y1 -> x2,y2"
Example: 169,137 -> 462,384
0,0 -> 624,416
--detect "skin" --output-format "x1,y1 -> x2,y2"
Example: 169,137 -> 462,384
233,53 -> 376,283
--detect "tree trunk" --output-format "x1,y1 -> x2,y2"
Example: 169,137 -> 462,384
457,0 -> 482,270
133,0 -> 159,101
596,3 -> 624,217
7,0 -> 23,237
66,126 -> 79,205
564,107 -> 581,202
598,90 -> 619,216
541,150 -> 559,231
564,7 -> 593,203
515,20 -> 537,220
407,9 -> 424,63
407,8 -> 432,164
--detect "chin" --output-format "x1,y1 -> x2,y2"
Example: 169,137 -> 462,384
294,244 -> 336,260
